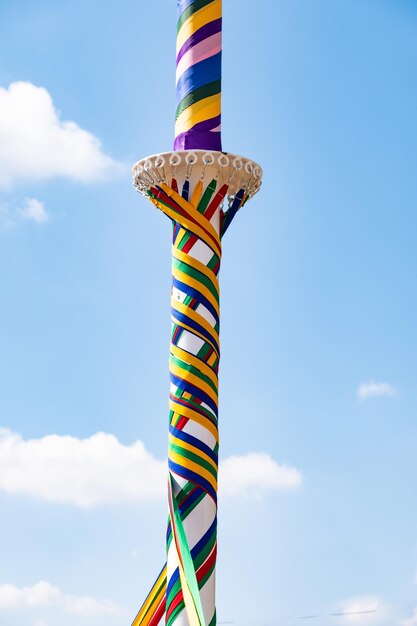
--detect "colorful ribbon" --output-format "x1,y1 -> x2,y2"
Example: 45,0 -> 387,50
131,173 -> 247,626
174,0 -> 222,151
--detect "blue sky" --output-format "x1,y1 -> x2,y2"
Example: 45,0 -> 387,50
0,1 -> 416,625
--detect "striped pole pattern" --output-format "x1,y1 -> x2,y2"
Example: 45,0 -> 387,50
165,176 -> 221,626
131,172 -> 249,626
174,0 -> 222,151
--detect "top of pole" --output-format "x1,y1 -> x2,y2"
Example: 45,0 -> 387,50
174,0 -> 222,152
132,0 -> 263,209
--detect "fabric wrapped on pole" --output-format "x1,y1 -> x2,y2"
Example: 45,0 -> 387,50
130,149 -> 262,626
174,0 -> 222,151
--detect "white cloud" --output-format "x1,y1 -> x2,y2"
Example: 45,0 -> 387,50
0,429 -> 301,507
357,381 -> 397,400
0,81 -> 123,189
0,580 -> 118,615
340,595 -> 385,623
220,452 -> 302,497
0,429 -> 166,507
19,197 -> 49,223
0,197 -> 49,228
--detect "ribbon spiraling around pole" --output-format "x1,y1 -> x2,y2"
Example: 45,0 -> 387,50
174,0 -> 222,151
131,174 -> 248,626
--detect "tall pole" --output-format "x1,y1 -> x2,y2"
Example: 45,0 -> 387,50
131,2 -> 262,625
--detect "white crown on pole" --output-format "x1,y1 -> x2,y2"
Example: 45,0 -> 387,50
133,150 -> 263,207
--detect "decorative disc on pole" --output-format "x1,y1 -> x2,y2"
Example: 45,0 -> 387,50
133,151 -> 263,214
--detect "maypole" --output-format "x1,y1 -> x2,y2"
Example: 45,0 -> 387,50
131,2 -> 262,625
